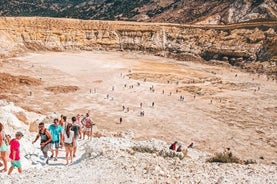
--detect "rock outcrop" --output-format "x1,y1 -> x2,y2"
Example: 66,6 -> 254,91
0,17 -> 276,76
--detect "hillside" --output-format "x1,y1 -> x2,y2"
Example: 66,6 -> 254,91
0,0 -> 276,24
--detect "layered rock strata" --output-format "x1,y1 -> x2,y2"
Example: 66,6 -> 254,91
0,17 -> 276,76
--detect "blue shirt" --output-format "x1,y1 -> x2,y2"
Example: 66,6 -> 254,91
48,124 -> 63,142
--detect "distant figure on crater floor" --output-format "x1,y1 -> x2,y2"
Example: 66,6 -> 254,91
119,117 -> 122,124
169,141 -> 178,151
152,102 -> 155,107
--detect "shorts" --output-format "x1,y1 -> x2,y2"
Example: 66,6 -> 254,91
41,143 -> 51,153
11,160 -> 22,168
64,143 -> 73,147
0,143 -> 7,152
84,128 -> 91,132
51,141 -> 60,149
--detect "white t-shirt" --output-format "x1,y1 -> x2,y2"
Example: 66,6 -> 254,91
63,130 -> 74,144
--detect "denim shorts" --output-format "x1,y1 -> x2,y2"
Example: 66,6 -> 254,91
51,141 -> 60,149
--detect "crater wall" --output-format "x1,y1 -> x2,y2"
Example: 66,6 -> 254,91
0,17 -> 276,75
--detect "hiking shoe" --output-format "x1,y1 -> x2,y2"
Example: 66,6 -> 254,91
50,154 -> 54,159
54,158 -> 57,161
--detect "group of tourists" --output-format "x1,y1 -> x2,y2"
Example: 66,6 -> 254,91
0,111 -> 94,175
0,122 -> 23,175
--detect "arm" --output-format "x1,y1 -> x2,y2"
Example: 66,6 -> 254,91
71,132 -> 75,145
11,150 -> 16,162
78,127 -> 81,139
32,134 -> 40,144
60,132 -> 63,144
0,132 -> 2,146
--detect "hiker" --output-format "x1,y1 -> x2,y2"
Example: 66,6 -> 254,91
32,122 -> 52,164
48,118 -> 63,161
76,114 -> 83,139
63,123 -> 75,165
119,117 -> 122,124
8,131 -> 24,175
59,115 -> 64,128
177,145 -> 182,152
0,123 -> 8,172
82,112 -> 93,140
169,141 -> 178,150
71,116 -> 81,157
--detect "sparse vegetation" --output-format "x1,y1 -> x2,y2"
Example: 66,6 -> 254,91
131,146 -> 184,160
207,151 -> 257,165
207,152 -> 241,164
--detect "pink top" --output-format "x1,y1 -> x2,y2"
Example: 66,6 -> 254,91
9,139 -> 20,160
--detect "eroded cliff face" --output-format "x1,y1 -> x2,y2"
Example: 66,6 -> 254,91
0,17 -> 276,75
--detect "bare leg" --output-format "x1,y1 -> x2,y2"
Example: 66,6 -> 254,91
1,151 -> 7,171
8,167 -> 14,175
18,167 -> 22,173
69,147 -> 73,163
55,149 -> 59,159
65,147 -> 69,164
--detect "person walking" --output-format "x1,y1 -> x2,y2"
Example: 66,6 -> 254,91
0,123 -> 8,172
63,123 -> 75,165
32,122 -> 52,164
48,118 -> 63,161
8,131 -> 24,175
71,116 -> 81,157
82,112 -> 93,140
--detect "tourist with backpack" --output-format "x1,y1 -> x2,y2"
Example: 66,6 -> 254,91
81,112 -> 94,140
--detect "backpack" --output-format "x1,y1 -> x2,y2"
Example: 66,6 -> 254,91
169,143 -> 176,150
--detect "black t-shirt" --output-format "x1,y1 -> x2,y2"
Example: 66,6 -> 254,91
71,124 -> 80,139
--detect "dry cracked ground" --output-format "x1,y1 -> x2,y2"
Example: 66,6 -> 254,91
0,50 -> 276,164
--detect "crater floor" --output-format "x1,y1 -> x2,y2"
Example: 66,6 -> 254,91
1,51 -> 276,163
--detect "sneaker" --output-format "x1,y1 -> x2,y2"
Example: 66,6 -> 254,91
54,158 -> 57,161
50,154 -> 54,159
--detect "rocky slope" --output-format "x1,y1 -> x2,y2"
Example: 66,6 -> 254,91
0,100 -> 276,183
0,0 -> 276,24
0,17 -> 276,76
